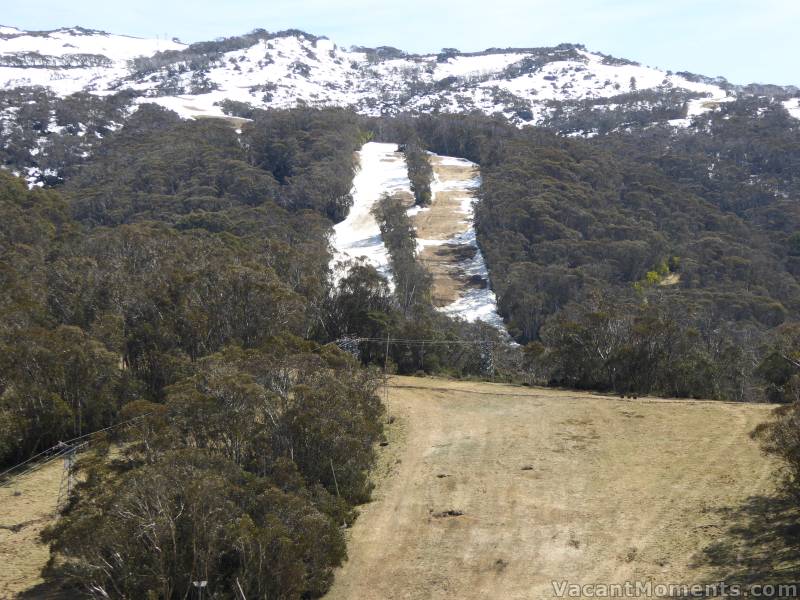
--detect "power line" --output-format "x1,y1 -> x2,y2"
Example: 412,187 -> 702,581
349,337 -> 504,346
0,443 -> 78,489
0,444 -> 65,481
57,411 -> 154,447
0,412 -> 153,484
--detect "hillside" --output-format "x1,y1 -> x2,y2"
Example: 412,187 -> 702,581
2,20 -> 800,599
0,25 -> 730,122
326,376 -> 793,600
1,25 -> 796,132
1,25 -> 798,188
2,376 -> 790,599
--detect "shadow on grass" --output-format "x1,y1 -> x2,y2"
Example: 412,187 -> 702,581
678,493 -> 800,597
17,580 -> 73,599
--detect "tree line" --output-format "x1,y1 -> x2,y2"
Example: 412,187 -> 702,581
401,141 -> 433,205
371,192 -> 432,316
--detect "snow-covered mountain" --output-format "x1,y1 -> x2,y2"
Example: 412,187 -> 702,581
0,26 -> 184,95
2,24 -> 783,128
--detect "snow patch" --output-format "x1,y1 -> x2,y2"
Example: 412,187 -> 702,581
784,98 -> 800,120
330,142 -> 411,287
433,53 -> 524,80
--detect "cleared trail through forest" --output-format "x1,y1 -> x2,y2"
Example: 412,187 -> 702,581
330,142 -> 507,330
325,376 -> 784,600
330,142 -> 412,287
412,154 -> 505,328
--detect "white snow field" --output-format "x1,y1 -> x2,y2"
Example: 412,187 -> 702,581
785,99 -> 800,120
0,27 -> 184,96
330,142 -> 411,287
0,27 -> 184,59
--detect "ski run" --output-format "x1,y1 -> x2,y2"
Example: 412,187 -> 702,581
330,141 -> 507,331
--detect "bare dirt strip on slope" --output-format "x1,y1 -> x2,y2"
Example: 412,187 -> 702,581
325,376 -> 792,600
411,157 -> 482,307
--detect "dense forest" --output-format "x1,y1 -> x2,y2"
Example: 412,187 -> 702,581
0,106 -> 382,597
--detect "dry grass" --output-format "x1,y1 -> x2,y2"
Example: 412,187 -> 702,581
419,244 -> 480,306
325,376 -> 796,600
0,460 -> 63,599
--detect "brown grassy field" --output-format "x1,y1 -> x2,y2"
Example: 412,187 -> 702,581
0,459 -> 63,599
326,376 -> 797,600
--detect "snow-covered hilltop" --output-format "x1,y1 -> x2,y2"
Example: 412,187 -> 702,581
2,25 -> 787,127
0,26 -> 184,96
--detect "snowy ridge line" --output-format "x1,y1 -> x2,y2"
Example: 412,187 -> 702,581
0,27 -> 184,97
330,142 -> 411,289
1,26 -> 783,127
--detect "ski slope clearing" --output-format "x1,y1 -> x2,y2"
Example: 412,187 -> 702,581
413,155 -> 505,329
330,142 -> 411,286
332,142 -> 508,332
325,377 -> 789,600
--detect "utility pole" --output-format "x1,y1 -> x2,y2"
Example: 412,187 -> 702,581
56,444 -> 77,514
384,329 -> 391,419
329,458 -> 341,498
235,578 -> 247,600
329,459 -> 347,528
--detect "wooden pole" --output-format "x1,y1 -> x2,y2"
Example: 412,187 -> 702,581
384,329 -> 391,419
